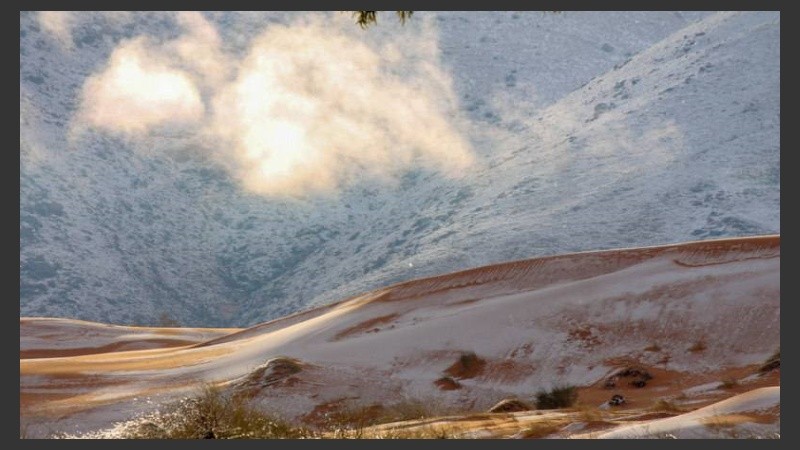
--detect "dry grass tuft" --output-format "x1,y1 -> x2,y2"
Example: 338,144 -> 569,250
117,385 -> 313,439
650,398 -> 684,413
521,420 -> 565,438
573,404 -> 603,422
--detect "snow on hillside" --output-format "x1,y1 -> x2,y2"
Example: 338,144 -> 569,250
20,236 -> 779,437
19,11 -> 779,327
20,317 -> 239,358
591,387 -> 780,438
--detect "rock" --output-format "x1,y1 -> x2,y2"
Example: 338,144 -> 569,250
607,366 -> 653,389
488,398 -> 532,413
608,394 -> 625,406
444,352 -> 486,379
616,367 -> 652,380
629,379 -> 648,388
434,376 -> 462,391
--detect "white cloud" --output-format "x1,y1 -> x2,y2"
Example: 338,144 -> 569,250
209,18 -> 473,196
75,13 -> 474,197
77,37 -> 205,135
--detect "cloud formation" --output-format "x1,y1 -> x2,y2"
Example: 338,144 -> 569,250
78,37 -> 205,134
74,12 -> 474,197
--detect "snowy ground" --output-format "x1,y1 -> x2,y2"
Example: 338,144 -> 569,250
20,235 -> 780,438
589,387 -> 780,439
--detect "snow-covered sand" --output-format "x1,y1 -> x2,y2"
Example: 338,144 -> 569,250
20,317 -> 240,358
20,235 -> 780,438
589,387 -> 779,438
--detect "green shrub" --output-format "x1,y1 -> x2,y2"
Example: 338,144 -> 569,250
534,386 -> 578,409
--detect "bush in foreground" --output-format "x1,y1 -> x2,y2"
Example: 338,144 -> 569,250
120,386 -> 313,439
534,386 -> 578,410
107,388 -> 461,439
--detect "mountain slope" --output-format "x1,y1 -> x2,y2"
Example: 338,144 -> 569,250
20,11 -> 778,327
282,11 -> 781,322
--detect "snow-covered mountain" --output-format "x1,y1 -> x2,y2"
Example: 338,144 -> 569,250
19,11 -> 779,327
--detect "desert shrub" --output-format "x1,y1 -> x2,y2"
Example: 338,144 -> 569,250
322,404 -> 383,438
534,386 -> 578,409
444,352 -> 486,379
120,385 -> 313,439
459,352 -> 478,368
